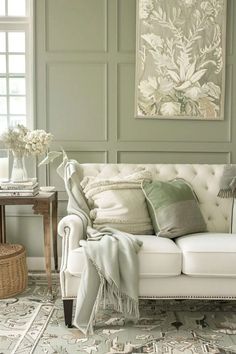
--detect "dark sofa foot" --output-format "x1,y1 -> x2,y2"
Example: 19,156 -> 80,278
63,299 -> 73,327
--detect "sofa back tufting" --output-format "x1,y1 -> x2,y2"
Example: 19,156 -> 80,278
72,163 -> 234,234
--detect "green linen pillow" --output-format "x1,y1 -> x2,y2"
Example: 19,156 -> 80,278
142,179 -> 207,238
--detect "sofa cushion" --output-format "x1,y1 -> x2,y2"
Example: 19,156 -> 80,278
176,233 -> 236,277
67,235 -> 182,277
80,168 -> 154,234
142,179 -> 207,238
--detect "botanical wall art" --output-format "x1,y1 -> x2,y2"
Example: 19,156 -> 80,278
135,0 -> 227,120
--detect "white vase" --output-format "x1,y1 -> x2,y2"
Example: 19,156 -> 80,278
11,152 -> 28,182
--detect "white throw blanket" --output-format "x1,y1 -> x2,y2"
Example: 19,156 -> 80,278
73,226 -> 143,335
57,156 -> 143,334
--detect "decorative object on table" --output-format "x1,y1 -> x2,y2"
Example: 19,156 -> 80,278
135,0 -> 227,120
0,150 -> 9,180
0,125 -> 53,182
0,178 -> 39,197
0,243 -> 28,299
40,186 -> 55,192
38,150 -> 63,167
11,151 -> 28,182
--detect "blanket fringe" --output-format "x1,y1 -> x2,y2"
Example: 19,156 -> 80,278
85,270 -> 139,335
218,189 -> 235,198
102,280 -> 140,319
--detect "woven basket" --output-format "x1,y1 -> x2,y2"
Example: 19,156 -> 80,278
0,244 -> 28,299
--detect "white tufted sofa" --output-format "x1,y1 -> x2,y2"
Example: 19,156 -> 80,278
58,163 -> 236,327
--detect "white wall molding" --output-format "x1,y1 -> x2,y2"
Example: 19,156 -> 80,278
27,257 -> 61,271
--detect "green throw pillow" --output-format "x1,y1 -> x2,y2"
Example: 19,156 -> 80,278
142,179 -> 207,238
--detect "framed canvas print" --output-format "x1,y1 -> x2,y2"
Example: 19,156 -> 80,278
135,0 -> 227,120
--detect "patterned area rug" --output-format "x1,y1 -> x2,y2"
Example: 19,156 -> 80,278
0,277 -> 55,354
1,275 -> 236,354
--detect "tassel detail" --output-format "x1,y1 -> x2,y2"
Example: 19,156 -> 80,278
218,189 -> 236,198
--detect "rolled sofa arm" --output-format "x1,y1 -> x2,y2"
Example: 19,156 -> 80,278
59,214 -> 88,295
58,214 -> 88,252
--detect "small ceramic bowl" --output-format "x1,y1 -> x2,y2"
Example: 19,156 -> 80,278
40,186 -> 55,192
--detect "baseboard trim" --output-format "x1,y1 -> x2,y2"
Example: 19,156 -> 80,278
27,257 -> 61,271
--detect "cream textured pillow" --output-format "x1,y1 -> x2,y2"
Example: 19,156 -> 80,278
80,169 -> 154,234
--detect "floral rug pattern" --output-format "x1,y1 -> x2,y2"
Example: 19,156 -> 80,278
0,285 -> 54,354
1,275 -> 236,353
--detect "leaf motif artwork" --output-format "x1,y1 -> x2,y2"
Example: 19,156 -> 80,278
135,0 -> 227,120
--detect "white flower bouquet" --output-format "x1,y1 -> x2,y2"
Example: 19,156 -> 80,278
1,125 -> 53,157
24,130 -> 53,155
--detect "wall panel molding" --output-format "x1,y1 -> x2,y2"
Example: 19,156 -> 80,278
27,257 -> 62,271
117,0 -> 136,54
228,0 -> 234,56
46,62 -> 108,142
45,0 -> 108,53
117,151 -> 231,164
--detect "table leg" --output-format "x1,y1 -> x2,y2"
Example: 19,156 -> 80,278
43,213 -> 52,294
52,197 -> 58,271
0,205 -> 6,243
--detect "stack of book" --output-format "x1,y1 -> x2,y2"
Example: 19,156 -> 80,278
0,179 -> 39,197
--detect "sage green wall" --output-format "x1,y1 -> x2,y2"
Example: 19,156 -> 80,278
6,0 -> 236,260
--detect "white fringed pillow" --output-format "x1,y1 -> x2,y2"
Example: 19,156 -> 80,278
80,169 -> 154,234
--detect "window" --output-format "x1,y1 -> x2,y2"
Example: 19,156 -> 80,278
0,0 -> 33,136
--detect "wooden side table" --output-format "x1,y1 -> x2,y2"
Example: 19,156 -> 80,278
0,191 -> 58,293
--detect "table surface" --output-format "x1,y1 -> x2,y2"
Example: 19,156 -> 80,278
0,192 -> 57,205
